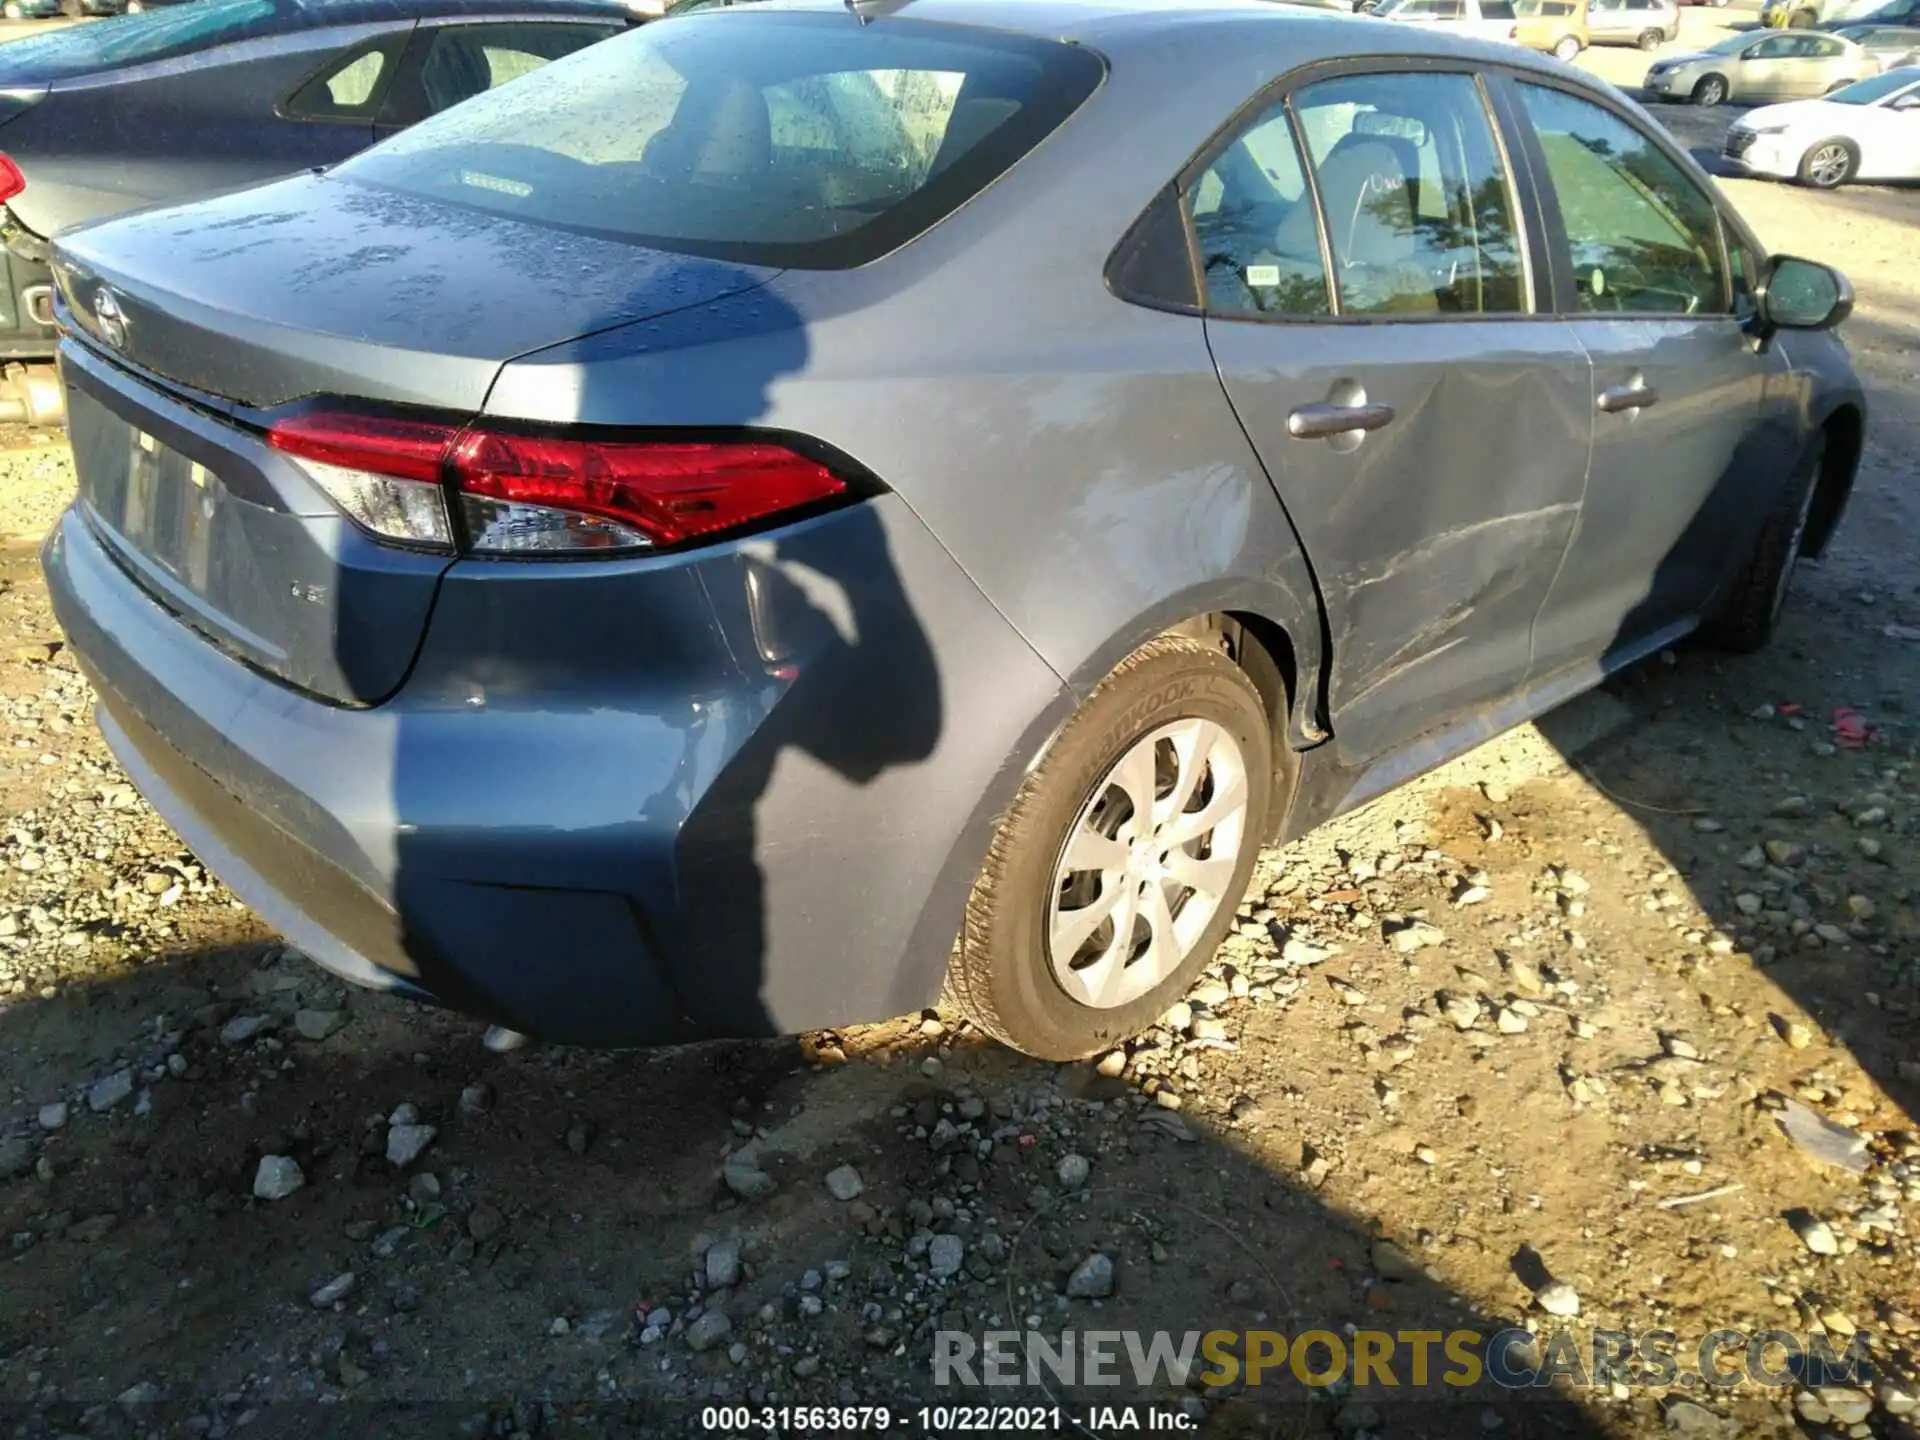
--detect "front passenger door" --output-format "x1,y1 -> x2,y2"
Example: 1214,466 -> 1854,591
1201,68 -> 1593,770
1512,81 -> 1784,675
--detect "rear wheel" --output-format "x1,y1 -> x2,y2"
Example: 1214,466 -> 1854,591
1554,32 -> 1583,58
1637,26 -> 1664,46
945,636 -> 1274,1060
1701,435 -> 1824,652
1798,137 -> 1858,187
1692,73 -> 1729,105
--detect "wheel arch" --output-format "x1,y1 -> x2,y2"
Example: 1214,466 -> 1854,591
1804,401 -> 1864,559
1059,581 -> 1330,754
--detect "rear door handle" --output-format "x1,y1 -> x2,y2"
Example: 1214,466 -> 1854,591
1287,401 -> 1396,440
1597,382 -> 1660,413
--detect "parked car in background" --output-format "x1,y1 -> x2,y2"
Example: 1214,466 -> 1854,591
1833,19 -> 1920,61
1515,0 -> 1589,57
1645,29 -> 1876,102
1723,64 -> 1920,181
1587,0 -> 1678,48
43,1 -> 1863,1058
0,0 -> 634,417
1367,0 -> 1520,42
1762,0 -> 1883,27
1,0 -> 66,20
1820,0 -> 1920,27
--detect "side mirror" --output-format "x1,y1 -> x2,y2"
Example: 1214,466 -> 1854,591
1757,255 -> 1853,332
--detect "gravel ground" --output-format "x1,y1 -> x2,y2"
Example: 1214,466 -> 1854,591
1,53 -> 1918,1440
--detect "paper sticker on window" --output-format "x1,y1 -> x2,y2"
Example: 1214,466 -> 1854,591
1246,264 -> 1281,287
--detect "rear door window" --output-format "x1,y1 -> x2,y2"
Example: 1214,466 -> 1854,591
334,14 -> 1104,267
1188,101 -> 1331,316
284,34 -> 407,122
1292,71 -> 1528,315
378,22 -> 619,128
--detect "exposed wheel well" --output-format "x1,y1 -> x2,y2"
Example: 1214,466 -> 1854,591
1157,611 -> 1301,836
1804,404 -> 1863,559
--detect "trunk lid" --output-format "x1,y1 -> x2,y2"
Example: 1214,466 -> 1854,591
55,173 -> 779,704
53,170 -> 779,411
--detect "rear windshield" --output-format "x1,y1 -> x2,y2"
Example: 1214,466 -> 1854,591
0,0 -> 290,83
332,12 -> 1105,267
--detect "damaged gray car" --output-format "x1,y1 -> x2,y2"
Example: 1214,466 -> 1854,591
44,0 -> 1865,1059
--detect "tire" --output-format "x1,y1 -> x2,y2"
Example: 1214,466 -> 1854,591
1701,435 -> 1824,653
1,3 -> 19,16
1637,26 -> 1664,47
1554,32 -> 1583,58
1692,73 -> 1729,105
1798,136 -> 1858,187
945,636 -> 1276,1060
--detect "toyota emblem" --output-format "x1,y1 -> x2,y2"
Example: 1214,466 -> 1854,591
93,287 -> 127,350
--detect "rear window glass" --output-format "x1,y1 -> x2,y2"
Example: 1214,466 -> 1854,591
0,0 -> 287,82
331,13 -> 1105,268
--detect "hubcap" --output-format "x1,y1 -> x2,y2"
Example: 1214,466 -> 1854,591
1047,718 -> 1250,1010
1808,145 -> 1848,186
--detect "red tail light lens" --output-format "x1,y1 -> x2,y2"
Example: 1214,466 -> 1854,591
0,154 -> 24,207
453,434 -> 846,554
265,410 -> 852,556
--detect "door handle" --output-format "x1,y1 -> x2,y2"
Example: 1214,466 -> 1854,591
1287,401 -> 1396,440
1597,382 -> 1660,413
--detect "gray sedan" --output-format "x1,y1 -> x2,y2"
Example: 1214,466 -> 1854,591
44,0 -> 1864,1058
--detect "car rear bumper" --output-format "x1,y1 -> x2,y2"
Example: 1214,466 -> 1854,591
46,465 -> 1069,1046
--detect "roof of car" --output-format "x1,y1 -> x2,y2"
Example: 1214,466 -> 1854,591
292,0 -> 634,21
677,0 -> 1588,74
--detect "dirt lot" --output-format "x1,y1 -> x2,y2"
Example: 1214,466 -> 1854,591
1,43 -> 1918,1440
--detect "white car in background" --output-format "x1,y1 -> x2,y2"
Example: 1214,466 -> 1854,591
1722,65 -> 1920,184
1368,0 -> 1522,42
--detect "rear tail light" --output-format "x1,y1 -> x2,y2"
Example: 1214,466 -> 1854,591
0,154 -> 24,207
267,410 -> 852,557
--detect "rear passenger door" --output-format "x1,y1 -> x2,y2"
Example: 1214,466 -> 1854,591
1739,35 -> 1803,100
1508,79 -> 1786,674
1200,66 -> 1592,768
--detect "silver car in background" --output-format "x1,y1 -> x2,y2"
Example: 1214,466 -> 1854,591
1833,21 -> 1920,66
1587,0 -> 1679,48
1645,28 -> 1876,102
1366,0 -> 1521,42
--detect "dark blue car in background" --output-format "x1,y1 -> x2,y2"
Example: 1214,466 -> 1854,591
0,0 -> 635,419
